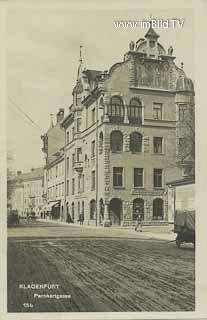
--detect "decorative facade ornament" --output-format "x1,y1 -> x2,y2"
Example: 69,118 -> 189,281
129,41 -> 135,51
168,46 -> 173,56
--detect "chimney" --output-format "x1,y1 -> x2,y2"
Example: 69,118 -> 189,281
17,171 -> 22,176
56,108 -> 65,124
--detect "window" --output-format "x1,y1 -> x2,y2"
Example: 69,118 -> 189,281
128,98 -> 142,124
66,180 -> 69,196
91,140 -> 95,158
77,148 -> 82,162
108,96 -> 124,122
130,132 -> 142,152
178,104 -> 187,121
99,132 -> 103,154
153,137 -> 163,154
82,174 -> 85,192
91,170 -> 95,191
110,131 -> 123,152
72,178 -> 75,195
153,103 -> 162,120
78,201 -> 80,216
134,168 -> 143,188
66,157 -> 69,177
72,153 -> 75,167
90,199 -> 96,220
113,167 -> 123,187
72,127 -> 75,140
92,108 -> 95,124
154,169 -> 163,188
77,118 -> 81,133
78,175 -> 81,193
84,154 -> 88,168
56,166 -> 58,178
66,131 -> 69,144
71,202 -> 74,221
153,198 -> 164,220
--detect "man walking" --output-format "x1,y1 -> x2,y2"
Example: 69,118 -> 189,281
135,209 -> 143,232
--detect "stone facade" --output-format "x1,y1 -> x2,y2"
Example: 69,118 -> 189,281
44,27 -> 194,226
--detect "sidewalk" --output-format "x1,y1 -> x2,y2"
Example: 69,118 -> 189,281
36,218 -> 176,242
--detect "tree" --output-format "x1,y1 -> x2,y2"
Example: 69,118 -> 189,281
176,102 -> 195,178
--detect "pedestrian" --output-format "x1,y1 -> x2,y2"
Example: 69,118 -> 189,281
135,210 -> 143,232
40,211 -> 43,219
26,212 -> 30,224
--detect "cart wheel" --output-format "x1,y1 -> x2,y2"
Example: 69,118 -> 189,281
176,240 -> 181,248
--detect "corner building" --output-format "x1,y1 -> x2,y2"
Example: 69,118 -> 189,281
61,28 -> 194,226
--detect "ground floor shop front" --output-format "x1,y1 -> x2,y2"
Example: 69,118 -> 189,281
63,194 -> 168,226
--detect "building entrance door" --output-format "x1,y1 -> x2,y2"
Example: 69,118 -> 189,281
109,198 -> 122,225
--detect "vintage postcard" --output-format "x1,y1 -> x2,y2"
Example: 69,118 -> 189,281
1,0 -> 207,319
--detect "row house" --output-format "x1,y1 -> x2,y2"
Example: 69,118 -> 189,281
7,168 -> 44,216
41,109 -> 65,218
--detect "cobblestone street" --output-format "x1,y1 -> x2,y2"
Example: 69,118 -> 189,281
8,221 -> 195,312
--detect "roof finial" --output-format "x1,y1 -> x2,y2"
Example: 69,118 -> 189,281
77,45 -> 84,81
50,113 -> 54,128
79,45 -> 83,63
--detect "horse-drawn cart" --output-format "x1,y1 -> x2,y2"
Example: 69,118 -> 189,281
174,210 -> 195,248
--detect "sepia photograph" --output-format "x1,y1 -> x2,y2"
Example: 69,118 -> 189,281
4,1 -> 204,318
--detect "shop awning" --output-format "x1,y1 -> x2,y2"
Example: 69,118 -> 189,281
46,201 -> 60,211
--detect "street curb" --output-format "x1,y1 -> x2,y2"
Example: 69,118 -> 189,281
36,219 -> 176,242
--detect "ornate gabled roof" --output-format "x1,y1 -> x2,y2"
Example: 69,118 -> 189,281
144,27 -> 160,39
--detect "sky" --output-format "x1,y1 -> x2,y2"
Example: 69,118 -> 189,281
7,4 -> 194,173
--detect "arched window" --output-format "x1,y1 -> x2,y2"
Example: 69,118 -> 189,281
153,198 -> 164,220
99,198 -> 104,223
133,198 -> 144,221
108,96 -> 124,123
85,154 -> 88,168
72,202 -> 75,221
128,98 -> 142,124
99,132 -> 103,154
90,199 -> 96,220
130,132 -> 142,152
110,131 -> 123,152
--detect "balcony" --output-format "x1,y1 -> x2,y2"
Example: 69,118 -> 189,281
73,161 -> 83,173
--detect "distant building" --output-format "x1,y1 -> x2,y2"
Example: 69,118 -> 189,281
7,168 -> 44,216
41,109 -> 65,218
